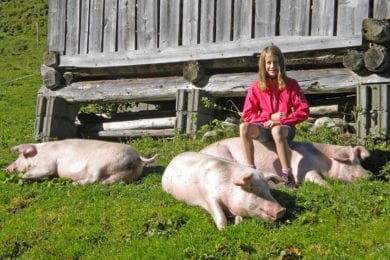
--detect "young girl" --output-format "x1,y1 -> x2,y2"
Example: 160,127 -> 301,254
240,45 -> 309,186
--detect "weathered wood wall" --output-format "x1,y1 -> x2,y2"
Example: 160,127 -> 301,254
49,0 -> 389,55
46,0 -> 390,80
36,0 -> 390,140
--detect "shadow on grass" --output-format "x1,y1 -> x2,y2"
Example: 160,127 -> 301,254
362,149 -> 390,181
142,165 -> 165,178
271,189 -> 304,222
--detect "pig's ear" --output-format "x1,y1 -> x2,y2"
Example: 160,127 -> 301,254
11,144 -> 37,158
233,173 -> 253,189
332,147 -> 353,163
354,146 -> 370,161
263,172 -> 284,184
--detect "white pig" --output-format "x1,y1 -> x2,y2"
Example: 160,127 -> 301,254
201,137 -> 371,187
162,152 -> 286,230
5,139 -> 156,185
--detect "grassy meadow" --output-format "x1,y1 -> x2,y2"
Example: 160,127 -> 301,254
0,1 -> 389,259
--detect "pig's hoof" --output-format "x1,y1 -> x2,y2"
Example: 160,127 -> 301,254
234,216 -> 243,225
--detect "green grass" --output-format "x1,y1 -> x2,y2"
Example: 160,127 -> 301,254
0,0 -> 389,259
0,177 -> 388,259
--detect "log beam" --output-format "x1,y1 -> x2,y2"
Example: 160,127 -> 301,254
343,50 -> 365,71
182,60 -> 206,85
40,64 -> 62,89
362,18 -> 390,46
364,44 -> 390,72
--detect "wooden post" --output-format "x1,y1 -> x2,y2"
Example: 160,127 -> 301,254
357,83 -> 390,140
176,88 -> 214,135
34,87 -> 80,141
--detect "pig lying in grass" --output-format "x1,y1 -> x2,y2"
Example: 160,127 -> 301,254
162,151 -> 286,230
201,137 -> 371,187
6,139 -> 156,185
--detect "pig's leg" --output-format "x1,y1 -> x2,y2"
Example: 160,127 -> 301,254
235,216 -> 243,225
304,170 -> 330,187
206,200 -> 228,230
77,169 -> 102,185
101,171 -> 133,184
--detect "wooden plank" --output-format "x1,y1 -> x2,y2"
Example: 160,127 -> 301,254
182,0 -> 199,46
89,0 -> 104,53
48,0 -> 66,52
66,0 -> 80,55
79,0 -> 90,54
373,0 -> 390,19
59,35 -> 362,68
103,0 -> 118,52
254,0 -> 277,37
59,76 -> 190,103
311,0 -> 335,36
280,0 -> 311,36
233,0 -> 252,40
204,69 -> 390,97
137,0 -> 158,50
66,50 -> 349,79
337,0 -> 369,36
118,0 -> 136,51
48,68 -> 390,104
199,0 -> 214,44
159,0 -> 180,48
84,129 -> 176,138
81,117 -> 176,132
215,0 -> 232,42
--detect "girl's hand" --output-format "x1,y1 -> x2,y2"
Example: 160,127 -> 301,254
271,112 -> 287,121
264,120 -> 279,129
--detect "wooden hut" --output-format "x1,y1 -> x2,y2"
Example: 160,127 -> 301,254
36,0 -> 390,141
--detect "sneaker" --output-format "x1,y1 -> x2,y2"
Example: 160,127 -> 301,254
281,173 -> 289,182
281,173 -> 296,188
287,174 -> 297,188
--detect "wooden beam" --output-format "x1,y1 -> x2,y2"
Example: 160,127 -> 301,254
58,36 -> 362,69
362,18 -> 390,46
83,129 -> 176,138
364,44 -> 390,72
48,68 -> 390,104
343,50 -> 365,71
80,117 -> 175,132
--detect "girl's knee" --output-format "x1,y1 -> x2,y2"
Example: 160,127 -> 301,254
271,126 -> 286,140
239,122 -> 250,135
240,123 -> 259,139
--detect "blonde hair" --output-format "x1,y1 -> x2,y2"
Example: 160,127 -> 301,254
258,45 -> 288,91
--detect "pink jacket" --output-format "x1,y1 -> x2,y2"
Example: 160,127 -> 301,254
242,77 -> 309,129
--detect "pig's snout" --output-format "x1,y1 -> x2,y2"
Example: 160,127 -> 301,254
270,207 -> 286,221
260,204 -> 286,221
5,164 -> 16,173
352,169 -> 372,181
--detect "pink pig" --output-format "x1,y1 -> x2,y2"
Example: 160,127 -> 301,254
201,137 -> 371,187
162,151 -> 286,230
6,139 -> 156,185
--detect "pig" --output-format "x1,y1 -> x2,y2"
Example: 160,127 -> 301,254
162,151 -> 286,230
200,137 -> 371,187
5,139 -> 156,185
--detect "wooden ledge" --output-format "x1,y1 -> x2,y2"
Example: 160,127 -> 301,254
59,36 -> 361,69
39,68 -> 390,104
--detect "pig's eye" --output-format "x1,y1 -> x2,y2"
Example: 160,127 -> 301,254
250,186 -> 261,195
